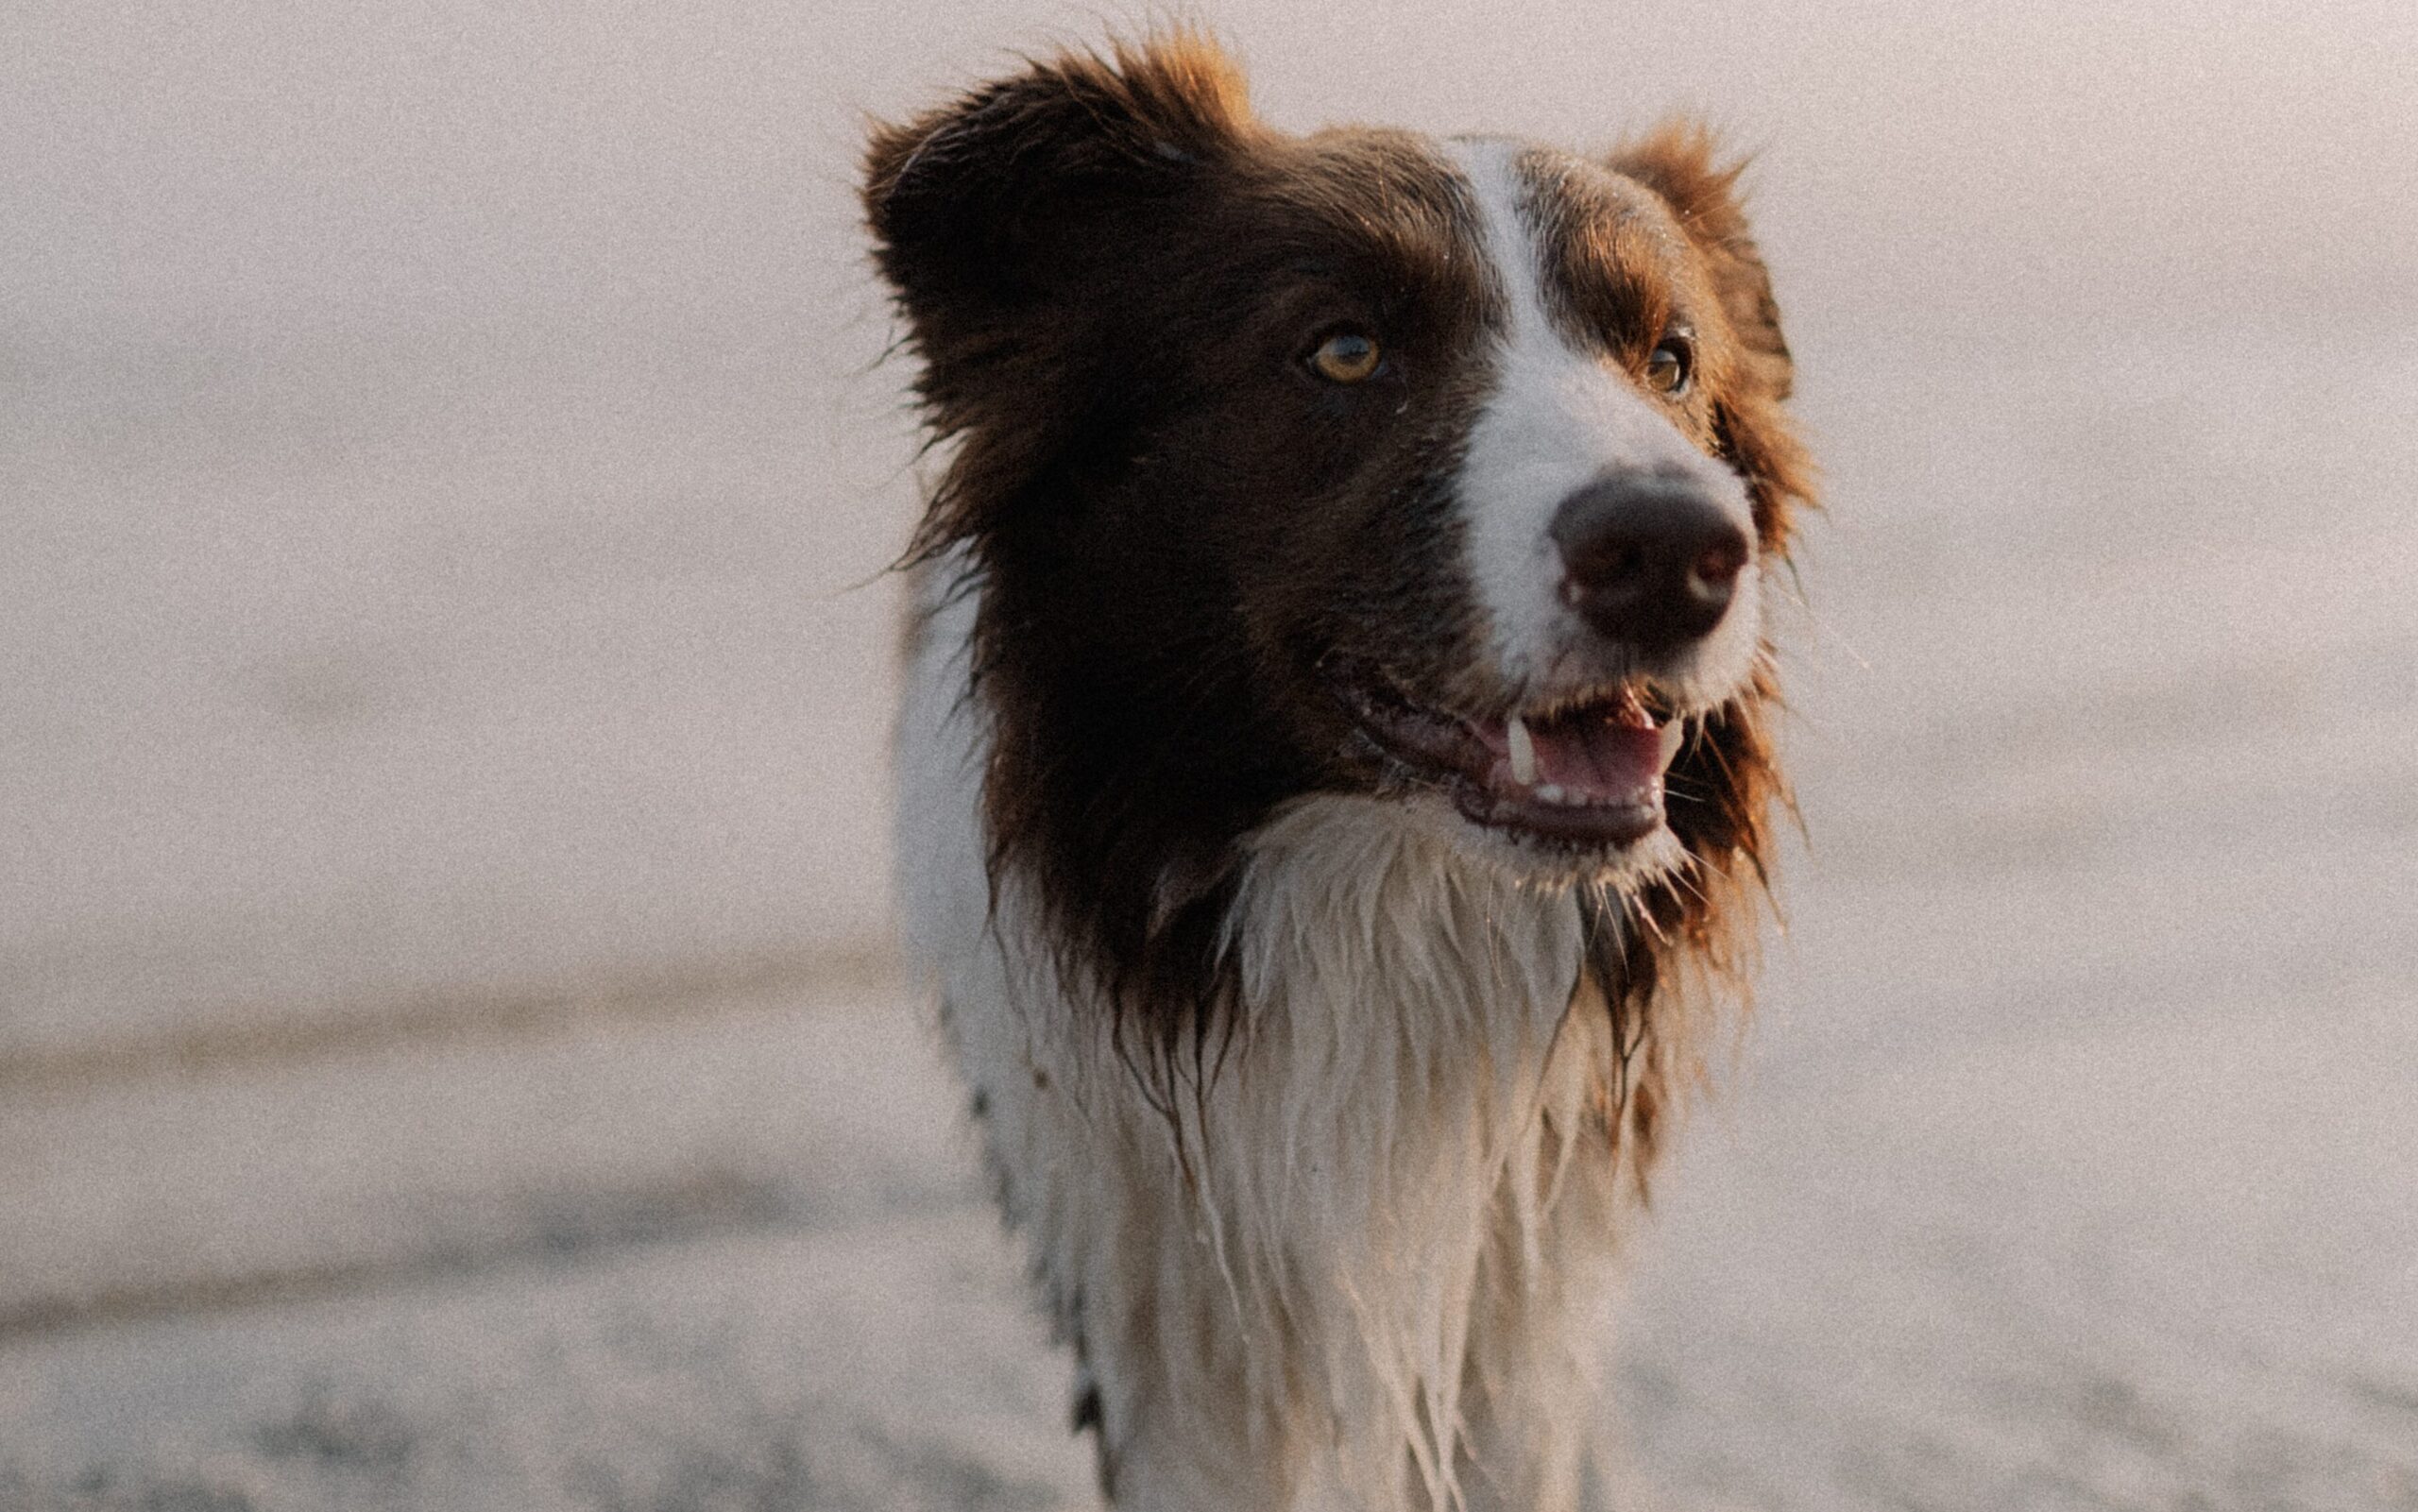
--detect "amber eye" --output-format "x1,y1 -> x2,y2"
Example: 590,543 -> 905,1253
1644,335 -> 1693,397
1308,330 -> 1383,383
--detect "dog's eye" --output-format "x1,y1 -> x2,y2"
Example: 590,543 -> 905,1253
1644,336 -> 1693,397
1308,330 -> 1383,384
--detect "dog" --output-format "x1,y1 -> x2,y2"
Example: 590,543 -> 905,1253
866,33 -> 1812,1512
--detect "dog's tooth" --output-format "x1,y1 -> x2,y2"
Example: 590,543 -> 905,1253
1535,783 -> 1568,805
1659,719 -> 1685,766
1507,715 -> 1537,787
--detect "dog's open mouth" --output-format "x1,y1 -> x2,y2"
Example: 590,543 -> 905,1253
1330,666 -> 1684,848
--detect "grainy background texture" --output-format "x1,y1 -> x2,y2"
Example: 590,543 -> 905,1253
4,2 -> 2414,1507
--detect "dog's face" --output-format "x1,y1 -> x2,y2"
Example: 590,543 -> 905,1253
868,38 -> 1810,997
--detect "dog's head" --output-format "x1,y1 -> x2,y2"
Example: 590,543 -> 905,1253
868,35 -> 1813,1019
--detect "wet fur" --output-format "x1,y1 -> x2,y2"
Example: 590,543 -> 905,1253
869,34 -> 1814,1512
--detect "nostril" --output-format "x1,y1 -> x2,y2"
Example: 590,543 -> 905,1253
1559,539 -> 1649,603
1690,535 -> 1749,594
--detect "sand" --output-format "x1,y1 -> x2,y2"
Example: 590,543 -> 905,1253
4,1 -> 2414,1505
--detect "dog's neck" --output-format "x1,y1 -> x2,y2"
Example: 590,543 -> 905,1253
1152,796 -> 1623,1504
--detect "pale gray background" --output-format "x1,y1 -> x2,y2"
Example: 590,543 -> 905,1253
4,2 -> 2414,1507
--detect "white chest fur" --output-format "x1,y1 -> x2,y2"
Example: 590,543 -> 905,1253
895,574 -> 1643,1512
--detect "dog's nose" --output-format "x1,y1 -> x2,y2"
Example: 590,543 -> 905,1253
1549,472 -> 1751,650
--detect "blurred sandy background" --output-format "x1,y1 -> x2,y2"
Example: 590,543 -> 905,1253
4,2 -> 2415,1507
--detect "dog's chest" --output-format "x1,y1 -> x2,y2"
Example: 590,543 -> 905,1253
900,578 -> 1634,1509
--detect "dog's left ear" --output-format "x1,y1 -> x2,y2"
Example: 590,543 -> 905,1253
1610,124 -> 1793,403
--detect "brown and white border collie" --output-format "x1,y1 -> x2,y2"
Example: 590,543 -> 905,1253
867,34 -> 1813,1512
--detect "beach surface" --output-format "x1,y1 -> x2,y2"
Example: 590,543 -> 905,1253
5,2 -> 2415,1505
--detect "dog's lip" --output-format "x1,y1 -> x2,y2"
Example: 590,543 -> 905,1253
1324,662 -> 1684,848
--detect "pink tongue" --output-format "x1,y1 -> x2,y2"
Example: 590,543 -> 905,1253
1532,712 -> 1664,801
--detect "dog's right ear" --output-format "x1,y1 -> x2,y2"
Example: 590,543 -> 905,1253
1609,123 -> 1792,404
863,35 -> 1253,321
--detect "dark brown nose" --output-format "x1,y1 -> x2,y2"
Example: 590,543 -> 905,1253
1549,472 -> 1751,651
